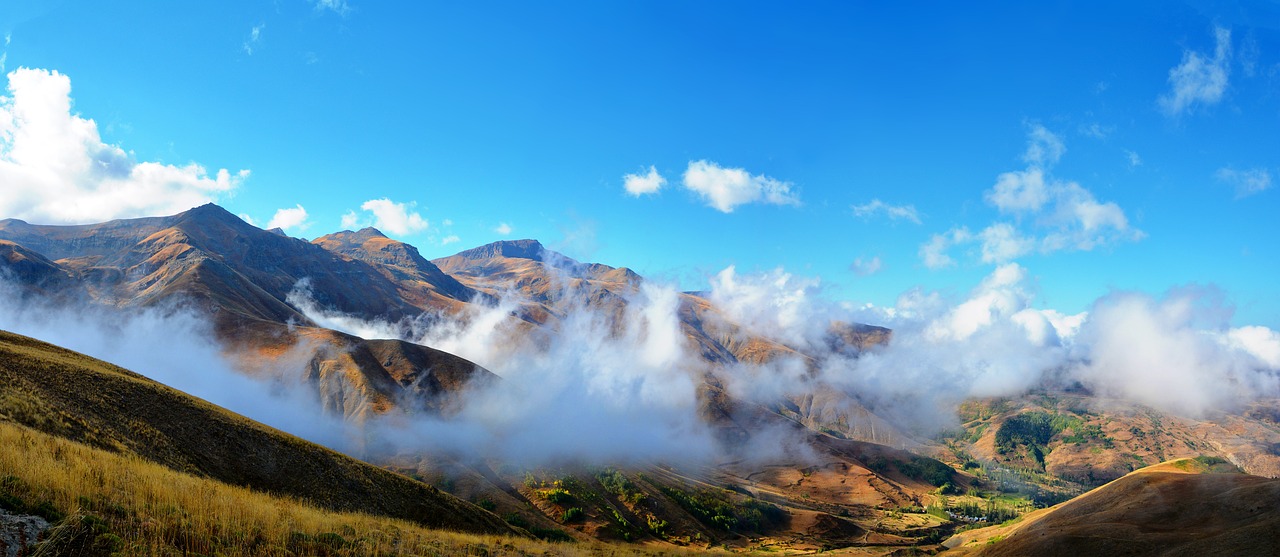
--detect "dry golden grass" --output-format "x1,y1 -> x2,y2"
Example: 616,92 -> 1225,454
0,419 -> 738,556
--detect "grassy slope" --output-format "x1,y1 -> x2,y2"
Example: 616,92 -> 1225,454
943,458 -> 1280,557
0,329 -> 512,536
0,419 -> 734,557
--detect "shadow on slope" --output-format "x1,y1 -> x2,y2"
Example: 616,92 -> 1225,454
0,329 -> 515,536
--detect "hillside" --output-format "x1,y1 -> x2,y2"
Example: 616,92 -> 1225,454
0,419 -> 733,557
0,329 -> 514,535
943,458 -> 1280,556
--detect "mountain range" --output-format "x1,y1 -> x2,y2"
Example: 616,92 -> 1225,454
1,203 -> 1278,555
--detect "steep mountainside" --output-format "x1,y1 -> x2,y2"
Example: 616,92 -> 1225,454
0,329 -> 516,535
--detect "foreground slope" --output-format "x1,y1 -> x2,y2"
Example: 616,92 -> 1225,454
943,458 -> 1280,556
0,420 -> 735,556
0,329 -> 514,535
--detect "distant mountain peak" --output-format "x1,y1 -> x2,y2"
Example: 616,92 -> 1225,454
451,239 -> 546,262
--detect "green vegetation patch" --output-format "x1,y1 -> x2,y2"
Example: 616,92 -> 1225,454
658,486 -> 785,534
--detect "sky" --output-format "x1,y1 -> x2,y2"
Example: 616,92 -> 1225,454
1,1 -> 1278,328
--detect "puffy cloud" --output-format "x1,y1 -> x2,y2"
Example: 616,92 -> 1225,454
978,222 -> 1034,263
851,199 -> 921,224
494,222 -> 513,235
1074,288 -> 1280,416
440,234 -> 460,246
1215,167 -> 1272,198
1126,150 -> 1142,168
343,198 -> 428,236
850,256 -> 883,276
1159,26 -> 1232,116
933,125 -> 1141,268
623,165 -> 666,196
987,167 -> 1050,213
1224,326 -> 1280,368
266,204 -> 310,232
1022,123 -> 1066,166
0,68 -> 246,224
682,160 -> 800,213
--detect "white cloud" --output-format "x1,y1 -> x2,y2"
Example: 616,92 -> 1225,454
919,228 -> 971,270
494,222 -> 513,235
681,160 -> 800,213
343,198 -> 428,236
266,204 -> 309,232
1126,150 -> 1142,168
243,24 -> 264,55
312,0 -> 350,16
980,125 -> 1141,259
623,165 -> 666,196
1159,26 -> 1232,116
340,210 -> 358,229
238,213 -> 256,226
850,256 -> 883,276
0,68 -> 247,224
987,167 -> 1051,213
1022,124 -> 1066,166
440,235 -> 460,246
851,199 -> 921,224
978,222 -> 1034,263
1215,167 -> 1272,198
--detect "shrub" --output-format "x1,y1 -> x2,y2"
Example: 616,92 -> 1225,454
561,507 -> 584,523
539,488 -> 572,505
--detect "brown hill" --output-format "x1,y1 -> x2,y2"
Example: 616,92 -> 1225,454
943,458 -> 1280,556
0,328 -> 517,535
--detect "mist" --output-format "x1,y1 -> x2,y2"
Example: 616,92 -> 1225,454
292,270 -> 721,466
709,262 -> 1280,431
0,278 -> 359,452
4,252 -> 1277,470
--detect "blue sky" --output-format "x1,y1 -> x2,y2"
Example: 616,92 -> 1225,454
1,1 -> 1277,327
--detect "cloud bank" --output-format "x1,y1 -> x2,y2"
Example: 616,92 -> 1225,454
0,68 -> 247,224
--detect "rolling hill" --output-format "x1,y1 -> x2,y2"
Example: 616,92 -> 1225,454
943,457 -> 1280,556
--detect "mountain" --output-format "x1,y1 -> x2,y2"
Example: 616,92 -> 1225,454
0,204 -> 417,323
0,328 -> 515,535
0,205 -> 500,422
312,227 -> 478,312
944,458 -> 1280,556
